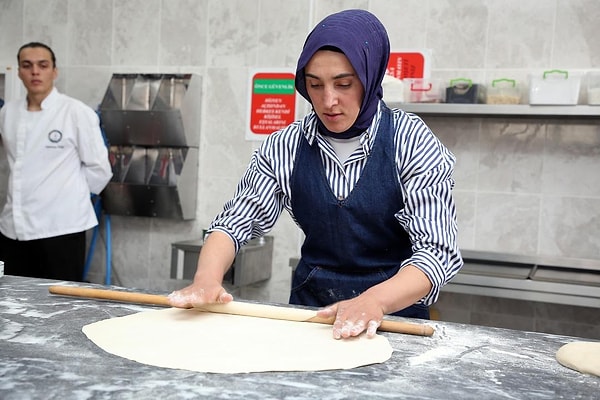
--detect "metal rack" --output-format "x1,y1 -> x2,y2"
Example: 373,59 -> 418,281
99,73 -> 202,219
444,250 -> 600,308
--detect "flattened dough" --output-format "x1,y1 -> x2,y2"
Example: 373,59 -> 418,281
83,308 -> 393,373
556,341 -> 600,377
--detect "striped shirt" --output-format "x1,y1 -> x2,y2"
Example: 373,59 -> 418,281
209,101 -> 463,305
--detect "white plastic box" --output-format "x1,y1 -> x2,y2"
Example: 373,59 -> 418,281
529,69 -> 581,105
382,74 -> 405,103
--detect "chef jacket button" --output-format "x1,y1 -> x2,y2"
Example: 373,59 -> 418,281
337,195 -> 344,201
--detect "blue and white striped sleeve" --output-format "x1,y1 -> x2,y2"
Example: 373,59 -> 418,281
394,110 -> 463,305
208,124 -> 301,253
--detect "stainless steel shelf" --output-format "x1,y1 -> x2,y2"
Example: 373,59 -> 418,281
443,279 -> 600,308
444,250 -> 600,308
388,103 -> 600,119
290,251 -> 600,307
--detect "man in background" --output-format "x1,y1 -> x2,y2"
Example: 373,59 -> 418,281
0,42 -> 112,281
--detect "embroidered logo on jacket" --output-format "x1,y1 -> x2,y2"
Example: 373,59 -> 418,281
48,129 -> 63,143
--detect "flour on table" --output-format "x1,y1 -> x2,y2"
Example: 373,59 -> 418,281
82,307 -> 393,374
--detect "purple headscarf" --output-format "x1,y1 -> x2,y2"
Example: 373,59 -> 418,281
295,9 -> 390,138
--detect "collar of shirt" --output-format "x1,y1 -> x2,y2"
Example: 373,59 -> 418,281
300,101 -> 383,157
21,87 -> 59,111
40,87 -> 60,110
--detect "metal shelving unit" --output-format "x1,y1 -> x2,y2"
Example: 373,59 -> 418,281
99,73 -> 202,220
381,103 -> 600,307
388,103 -> 600,119
444,250 -> 600,308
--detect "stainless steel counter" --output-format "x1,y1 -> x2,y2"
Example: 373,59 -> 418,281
446,250 -> 600,307
1,275 -> 598,399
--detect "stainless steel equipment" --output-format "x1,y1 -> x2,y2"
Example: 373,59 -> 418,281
171,236 -> 274,287
289,251 -> 600,307
99,73 -> 201,219
445,250 -> 600,307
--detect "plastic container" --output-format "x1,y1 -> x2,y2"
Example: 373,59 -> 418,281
586,71 -> 600,105
382,74 -> 404,103
403,78 -> 444,103
486,78 -> 521,104
445,78 -> 485,104
529,69 -> 581,105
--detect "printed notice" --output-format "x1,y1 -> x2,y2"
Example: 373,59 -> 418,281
387,50 -> 431,79
247,71 -> 296,140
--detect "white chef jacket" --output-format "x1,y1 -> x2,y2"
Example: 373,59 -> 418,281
0,87 -> 112,240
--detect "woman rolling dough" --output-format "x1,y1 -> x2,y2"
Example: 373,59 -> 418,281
169,9 -> 463,340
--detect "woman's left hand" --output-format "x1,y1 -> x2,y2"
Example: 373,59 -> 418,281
316,294 -> 384,339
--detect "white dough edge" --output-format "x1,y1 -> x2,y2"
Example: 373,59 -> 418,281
555,341 -> 600,377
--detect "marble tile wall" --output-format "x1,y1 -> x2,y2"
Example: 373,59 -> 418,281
0,0 -> 598,333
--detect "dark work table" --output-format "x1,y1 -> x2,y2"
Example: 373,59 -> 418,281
0,275 -> 598,399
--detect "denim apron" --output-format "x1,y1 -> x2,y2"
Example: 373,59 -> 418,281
289,106 -> 429,319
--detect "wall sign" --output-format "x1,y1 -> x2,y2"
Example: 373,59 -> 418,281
386,50 -> 432,79
246,70 -> 296,141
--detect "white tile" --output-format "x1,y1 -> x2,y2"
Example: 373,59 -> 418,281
256,0 -> 310,67
478,120 -> 545,193
486,0 -> 554,69
539,197 -> 600,259
554,0 -> 600,68
371,0 -> 430,49
22,0 -> 68,64
0,0 -> 23,65
159,0 -> 209,67
542,123 -> 600,197
473,192 -> 540,254
426,0 -> 488,69
206,0 -> 259,67
68,0 -> 113,66
113,0 -> 161,66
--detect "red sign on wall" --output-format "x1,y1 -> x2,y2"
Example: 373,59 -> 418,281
386,51 -> 429,79
248,72 -> 296,137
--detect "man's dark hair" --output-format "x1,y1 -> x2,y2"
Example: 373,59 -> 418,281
17,42 -> 56,68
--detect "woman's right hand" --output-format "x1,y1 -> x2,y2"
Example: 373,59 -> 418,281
167,278 -> 233,308
167,230 -> 237,308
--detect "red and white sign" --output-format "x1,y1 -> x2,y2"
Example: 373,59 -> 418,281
246,70 -> 296,141
386,50 -> 431,79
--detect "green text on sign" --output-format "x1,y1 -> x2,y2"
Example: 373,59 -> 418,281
254,79 -> 295,94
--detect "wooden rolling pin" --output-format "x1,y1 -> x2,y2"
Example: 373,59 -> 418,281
48,285 -> 434,337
